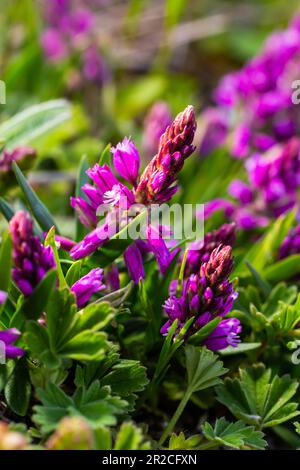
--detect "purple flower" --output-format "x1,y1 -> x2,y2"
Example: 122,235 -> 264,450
105,263 -> 120,291
41,0 -> 111,86
231,124 -> 251,159
71,106 -> 196,282
0,328 -> 24,359
71,268 -> 105,307
9,211 -> 55,296
203,199 -> 235,220
279,225 -> 300,259
143,101 -> 172,157
135,105 -> 197,204
206,10 -> 300,157
199,108 -> 228,157
70,217 -> 117,260
111,137 -> 140,187
65,8 -> 94,37
203,318 -> 241,350
82,46 -> 110,85
70,163 -> 120,229
123,243 -> 145,284
41,29 -> 67,62
0,291 -> 7,305
205,138 -> 300,230
228,180 -> 253,204
161,245 -> 240,351
0,147 -> 36,173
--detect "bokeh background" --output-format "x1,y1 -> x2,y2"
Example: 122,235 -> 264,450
1,0 -> 300,233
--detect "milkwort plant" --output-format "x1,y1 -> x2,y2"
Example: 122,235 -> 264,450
3,12 -> 300,448
1,98 -> 300,450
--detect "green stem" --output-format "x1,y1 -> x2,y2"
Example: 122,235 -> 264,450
158,389 -> 192,447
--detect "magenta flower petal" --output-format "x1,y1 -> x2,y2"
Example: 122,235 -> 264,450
0,290 -> 7,305
123,243 -> 145,284
71,268 -> 105,307
111,137 -> 140,187
203,318 -> 242,350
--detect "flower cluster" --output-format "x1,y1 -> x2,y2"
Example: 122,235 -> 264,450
204,138 -> 300,229
200,10 -> 300,158
161,245 -> 241,351
184,223 -> 236,276
135,105 -> 196,205
41,0 -> 109,85
9,211 -> 55,296
70,106 -> 197,283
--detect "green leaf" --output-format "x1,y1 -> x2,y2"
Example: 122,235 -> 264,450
25,289 -> 112,365
165,0 -> 186,28
216,364 -> 300,428
11,269 -> 57,326
0,231 -> 12,292
0,100 -> 71,149
219,342 -> 261,356
4,358 -> 31,416
246,261 -> 271,297
168,432 -> 202,450
294,422 -> 300,435
233,211 -> 295,278
58,330 -> 108,361
33,381 -> 127,434
114,422 -> 151,450
99,144 -> 111,166
264,255 -> 300,283
65,260 -> 82,286
185,346 -> 227,394
93,426 -> 112,450
0,197 -> 14,221
201,418 -> 267,450
12,162 -> 58,233
158,347 -> 227,446
101,360 -> 149,399
188,317 -> 222,346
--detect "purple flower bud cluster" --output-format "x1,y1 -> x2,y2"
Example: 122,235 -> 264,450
70,106 -> 196,283
41,0 -> 110,85
184,223 -> 236,276
161,245 -> 241,351
201,10 -> 300,158
71,268 -> 105,307
143,102 -> 172,157
9,211 -> 55,296
0,328 -> 24,359
204,138 -> 300,229
135,105 -> 196,204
